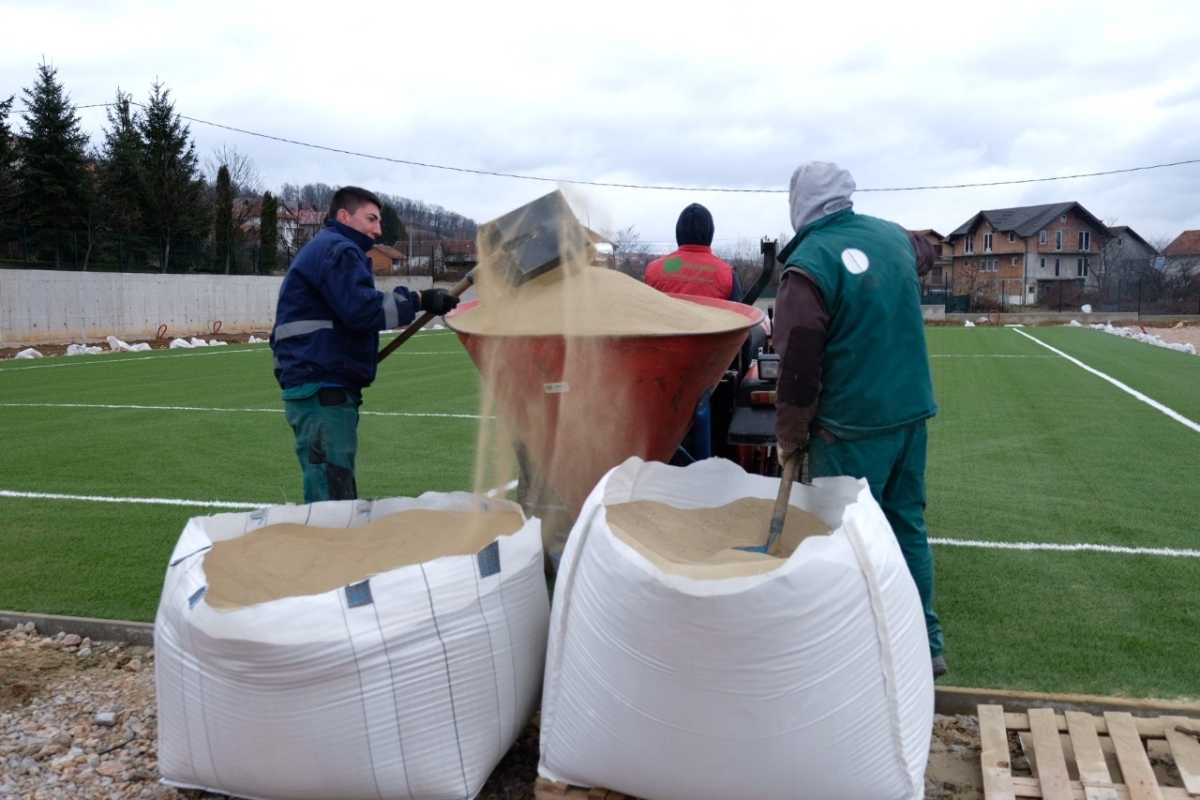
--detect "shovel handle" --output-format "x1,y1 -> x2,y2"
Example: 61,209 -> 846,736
377,273 -> 474,364
764,450 -> 802,555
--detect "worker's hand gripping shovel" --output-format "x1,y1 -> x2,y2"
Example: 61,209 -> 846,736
377,190 -> 584,364
737,446 -> 806,556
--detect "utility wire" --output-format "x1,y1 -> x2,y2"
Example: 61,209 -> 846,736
30,101 -> 1200,193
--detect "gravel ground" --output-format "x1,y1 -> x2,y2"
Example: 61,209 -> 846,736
1,623 -> 983,799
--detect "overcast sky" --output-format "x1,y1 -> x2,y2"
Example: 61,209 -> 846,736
3,0 -> 1199,252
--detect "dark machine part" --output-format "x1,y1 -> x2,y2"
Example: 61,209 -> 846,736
709,238 -> 782,476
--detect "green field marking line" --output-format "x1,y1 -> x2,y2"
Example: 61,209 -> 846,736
4,487 -> 1198,559
0,401 -> 488,420
1013,328 -> 1200,434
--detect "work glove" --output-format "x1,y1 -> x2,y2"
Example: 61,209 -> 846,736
776,402 -> 813,466
419,288 -> 459,316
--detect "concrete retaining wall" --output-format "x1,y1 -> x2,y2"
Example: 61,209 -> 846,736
0,269 -> 440,346
942,312 -> 1200,326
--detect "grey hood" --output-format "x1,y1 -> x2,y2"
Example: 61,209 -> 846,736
789,162 -> 855,232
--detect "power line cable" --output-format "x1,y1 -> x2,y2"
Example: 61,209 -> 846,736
23,101 -> 1200,193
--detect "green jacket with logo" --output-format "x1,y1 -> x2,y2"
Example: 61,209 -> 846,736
778,208 -> 936,437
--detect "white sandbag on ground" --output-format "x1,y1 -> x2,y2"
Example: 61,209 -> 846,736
539,457 -> 933,800
106,335 -> 153,352
14,348 -> 43,359
65,343 -> 104,355
156,492 -> 550,800
168,338 -> 194,349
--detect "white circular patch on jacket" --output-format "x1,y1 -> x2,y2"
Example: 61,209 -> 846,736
842,248 -> 870,274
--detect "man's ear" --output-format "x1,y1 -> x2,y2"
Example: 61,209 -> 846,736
334,208 -> 350,225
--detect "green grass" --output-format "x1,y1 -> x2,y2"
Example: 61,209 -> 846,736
2,325 -> 1198,697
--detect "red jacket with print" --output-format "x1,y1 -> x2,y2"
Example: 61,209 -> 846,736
644,245 -> 736,300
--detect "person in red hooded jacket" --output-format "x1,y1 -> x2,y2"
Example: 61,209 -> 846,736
645,203 -> 742,301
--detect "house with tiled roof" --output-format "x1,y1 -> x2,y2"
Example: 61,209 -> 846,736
1162,230 -> 1200,277
946,201 -> 1109,305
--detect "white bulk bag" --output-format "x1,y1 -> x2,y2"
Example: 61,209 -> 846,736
538,458 -> 933,800
156,493 -> 549,800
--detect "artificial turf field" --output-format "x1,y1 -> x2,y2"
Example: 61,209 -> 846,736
1,325 -> 1197,698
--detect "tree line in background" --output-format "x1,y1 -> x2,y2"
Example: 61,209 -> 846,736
0,63 -> 477,274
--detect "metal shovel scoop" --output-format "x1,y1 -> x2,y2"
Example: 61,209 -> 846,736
738,449 -> 803,555
378,190 -> 584,363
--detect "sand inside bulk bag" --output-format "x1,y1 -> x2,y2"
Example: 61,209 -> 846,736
203,508 -> 524,608
606,498 -> 830,579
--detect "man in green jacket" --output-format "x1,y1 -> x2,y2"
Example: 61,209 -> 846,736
772,161 -> 946,677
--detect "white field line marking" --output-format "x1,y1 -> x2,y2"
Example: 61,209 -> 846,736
485,479 -> 519,498
1013,328 -> 1200,434
0,401 -> 488,420
929,353 -> 1055,358
0,348 -> 262,372
4,484 -> 1197,559
931,537 -> 1200,559
0,489 -> 262,510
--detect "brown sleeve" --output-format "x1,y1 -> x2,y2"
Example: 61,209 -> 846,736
774,269 -> 829,411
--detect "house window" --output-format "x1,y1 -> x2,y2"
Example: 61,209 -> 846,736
984,233 -> 993,252
1077,258 -> 1084,276
1082,257 -> 1090,276
1008,232 -> 1016,242
982,258 -> 998,273
1040,257 -> 1046,270
931,267 -> 943,282
1078,231 -> 1091,251
1060,214 -> 1067,223
1011,256 -> 1019,266
1055,230 -> 1063,250
1039,231 -> 1048,245
1054,258 -> 1061,276
965,236 -> 975,255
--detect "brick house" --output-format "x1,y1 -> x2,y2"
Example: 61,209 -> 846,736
1162,230 -> 1200,278
946,202 -> 1109,306
368,244 -> 407,275
907,229 -> 953,293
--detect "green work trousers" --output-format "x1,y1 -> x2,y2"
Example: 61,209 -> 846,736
808,419 -> 944,657
283,388 -> 361,504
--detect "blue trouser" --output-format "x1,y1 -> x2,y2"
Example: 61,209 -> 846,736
808,419 -> 944,657
283,388 -> 360,503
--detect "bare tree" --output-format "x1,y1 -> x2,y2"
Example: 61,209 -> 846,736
613,225 -> 653,280
206,145 -> 262,197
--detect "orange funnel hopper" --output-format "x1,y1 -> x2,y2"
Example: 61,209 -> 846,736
448,296 -> 764,513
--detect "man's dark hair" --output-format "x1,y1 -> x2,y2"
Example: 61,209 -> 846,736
327,186 -> 383,221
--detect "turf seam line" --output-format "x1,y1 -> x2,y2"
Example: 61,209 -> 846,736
1012,328 -> 1200,434
0,402 -> 488,420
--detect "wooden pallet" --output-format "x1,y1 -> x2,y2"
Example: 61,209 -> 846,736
533,777 -> 637,799
980,704 -> 1200,800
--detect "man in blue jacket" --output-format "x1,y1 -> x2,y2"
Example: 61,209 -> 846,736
271,186 -> 459,503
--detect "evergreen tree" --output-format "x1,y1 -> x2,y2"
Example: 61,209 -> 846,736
16,62 -> 91,266
138,81 -> 206,272
97,89 -> 145,266
259,191 -> 279,274
214,164 -> 234,272
380,201 -> 406,244
0,95 -> 20,253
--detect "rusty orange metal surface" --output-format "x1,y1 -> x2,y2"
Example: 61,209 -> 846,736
447,295 -> 764,513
